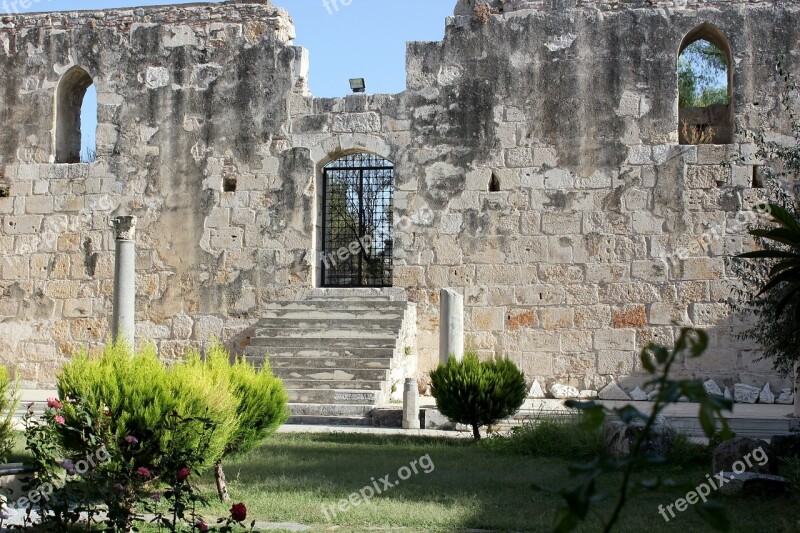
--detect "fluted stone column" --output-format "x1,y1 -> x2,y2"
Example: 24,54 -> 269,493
110,216 -> 137,347
439,288 -> 464,364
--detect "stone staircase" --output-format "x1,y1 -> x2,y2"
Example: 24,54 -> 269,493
245,297 -> 416,426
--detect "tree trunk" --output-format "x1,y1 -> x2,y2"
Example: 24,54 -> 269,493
215,461 -> 230,502
471,421 -> 481,440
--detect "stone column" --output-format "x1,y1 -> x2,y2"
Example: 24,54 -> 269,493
402,378 -> 420,430
439,288 -> 464,364
110,216 -> 137,347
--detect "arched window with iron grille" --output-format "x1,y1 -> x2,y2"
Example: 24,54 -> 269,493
321,153 -> 394,287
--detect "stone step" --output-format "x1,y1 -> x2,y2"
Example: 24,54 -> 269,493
668,414 -> 798,439
281,379 -> 385,391
262,355 -> 392,370
262,309 -> 405,320
286,415 -> 373,426
287,403 -> 375,417
254,328 -> 399,340
257,318 -> 403,330
263,301 -> 407,312
274,368 -> 389,381
287,388 -> 383,405
306,295 -> 397,301
246,347 -> 396,359
250,337 -> 398,349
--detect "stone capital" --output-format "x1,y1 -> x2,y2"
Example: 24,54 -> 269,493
110,215 -> 137,241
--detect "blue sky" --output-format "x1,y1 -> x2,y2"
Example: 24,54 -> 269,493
7,0 -> 454,157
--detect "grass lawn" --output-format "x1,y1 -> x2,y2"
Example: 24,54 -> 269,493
9,431 -> 800,532
193,432 -> 798,532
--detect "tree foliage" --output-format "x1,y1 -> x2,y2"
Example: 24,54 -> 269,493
679,40 -> 729,108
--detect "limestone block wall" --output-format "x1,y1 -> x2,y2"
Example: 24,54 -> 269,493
0,0 -> 799,394
0,2 -> 316,386
390,0 -> 800,393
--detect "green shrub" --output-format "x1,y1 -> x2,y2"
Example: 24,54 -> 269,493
429,351 -> 527,440
482,413 -> 604,459
225,353 -> 289,456
57,340 -> 288,472
39,341 -> 288,528
0,364 -> 18,463
57,342 -> 239,472
184,343 -> 289,456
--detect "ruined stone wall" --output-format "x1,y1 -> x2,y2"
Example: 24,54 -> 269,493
0,0 -> 799,393
395,0 -> 800,393
0,2 -> 316,385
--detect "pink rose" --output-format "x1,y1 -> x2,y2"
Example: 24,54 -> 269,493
47,397 -> 63,409
54,415 -> 65,425
136,466 -> 151,478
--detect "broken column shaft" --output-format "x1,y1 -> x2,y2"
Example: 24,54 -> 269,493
439,288 -> 464,364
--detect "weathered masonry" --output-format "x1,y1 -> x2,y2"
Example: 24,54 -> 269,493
1,0 -> 799,400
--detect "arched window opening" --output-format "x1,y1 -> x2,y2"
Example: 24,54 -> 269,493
678,24 -> 733,144
56,67 -> 96,163
321,153 -> 394,288
81,84 -> 97,163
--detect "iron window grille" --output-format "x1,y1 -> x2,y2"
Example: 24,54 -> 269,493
321,153 -> 394,287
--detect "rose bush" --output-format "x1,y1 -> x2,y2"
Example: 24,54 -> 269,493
17,341 -> 284,531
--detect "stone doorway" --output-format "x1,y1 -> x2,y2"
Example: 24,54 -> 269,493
321,152 -> 394,287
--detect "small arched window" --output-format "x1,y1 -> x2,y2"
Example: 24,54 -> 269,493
678,24 -> 733,145
56,66 -> 97,163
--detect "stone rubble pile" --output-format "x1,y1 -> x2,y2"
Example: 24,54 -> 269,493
535,379 -> 794,404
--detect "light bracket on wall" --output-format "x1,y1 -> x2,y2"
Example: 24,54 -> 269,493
349,78 -> 366,93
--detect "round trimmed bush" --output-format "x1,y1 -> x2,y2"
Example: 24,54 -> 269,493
429,351 -> 527,440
